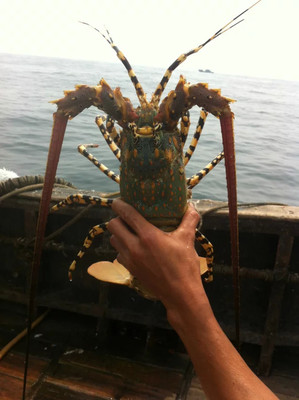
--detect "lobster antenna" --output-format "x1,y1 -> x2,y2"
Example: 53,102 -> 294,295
150,0 -> 261,107
80,22 -> 148,107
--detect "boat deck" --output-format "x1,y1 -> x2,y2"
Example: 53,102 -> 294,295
1,305 -> 299,400
0,184 -> 299,399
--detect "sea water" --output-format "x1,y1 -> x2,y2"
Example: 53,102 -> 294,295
0,53 -> 298,205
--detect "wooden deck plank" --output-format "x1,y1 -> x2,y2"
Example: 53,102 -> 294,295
261,375 -> 299,399
186,374 -> 299,400
32,381 -> 107,400
60,349 -> 184,392
0,352 -> 50,400
0,374 -> 24,400
45,362 -> 177,400
0,352 -> 49,381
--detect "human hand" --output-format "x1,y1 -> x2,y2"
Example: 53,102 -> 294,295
107,199 -> 206,310
108,200 -> 279,400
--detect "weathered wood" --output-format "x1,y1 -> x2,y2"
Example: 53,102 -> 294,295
45,362 -> 179,399
1,186 -> 299,378
214,265 -> 299,283
2,188 -> 299,235
0,312 -> 298,399
60,349 -> 186,392
0,352 -> 49,399
31,381 -> 105,400
0,375 -> 24,400
0,352 -> 48,381
0,310 -> 50,360
258,232 -> 294,375
176,361 -> 195,400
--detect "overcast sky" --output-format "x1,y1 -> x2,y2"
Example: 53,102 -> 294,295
0,0 -> 297,81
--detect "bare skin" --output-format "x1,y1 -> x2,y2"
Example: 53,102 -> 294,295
108,199 -> 278,400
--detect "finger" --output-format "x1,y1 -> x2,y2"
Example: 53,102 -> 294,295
107,216 -> 127,235
108,216 -> 137,246
109,234 -> 121,252
176,204 -> 200,237
111,199 -> 158,237
116,253 -> 128,269
116,252 -> 122,264
110,234 -> 136,274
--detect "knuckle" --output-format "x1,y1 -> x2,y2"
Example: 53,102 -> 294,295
187,207 -> 200,225
109,234 -> 116,246
138,228 -> 151,243
107,217 -> 118,232
139,229 -> 157,249
128,245 -> 140,260
189,205 -> 199,218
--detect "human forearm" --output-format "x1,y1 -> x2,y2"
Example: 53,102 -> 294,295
108,200 -> 278,400
166,285 -> 278,400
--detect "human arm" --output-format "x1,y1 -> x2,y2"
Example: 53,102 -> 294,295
107,199 -> 278,400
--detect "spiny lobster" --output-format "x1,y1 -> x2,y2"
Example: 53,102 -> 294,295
25,7 -> 261,391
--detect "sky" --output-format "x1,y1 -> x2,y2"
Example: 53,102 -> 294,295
0,0 -> 298,81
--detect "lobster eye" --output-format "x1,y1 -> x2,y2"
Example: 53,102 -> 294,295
127,122 -> 137,133
153,122 -> 163,132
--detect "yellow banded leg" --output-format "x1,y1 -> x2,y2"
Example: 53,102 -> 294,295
195,229 -> 214,282
106,116 -> 120,146
78,144 -> 120,184
69,222 -> 109,281
150,2 -> 260,107
180,111 -> 191,147
96,116 -> 121,161
79,23 -> 147,107
51,194 -> 114,212
184,109 -> 208,166
103,28 -> 147,106
186,151 -> 224,189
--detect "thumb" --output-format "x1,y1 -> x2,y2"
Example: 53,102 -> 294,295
176,204 -> 200,237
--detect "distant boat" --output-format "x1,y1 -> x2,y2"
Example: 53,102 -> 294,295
198,68 -> 214,73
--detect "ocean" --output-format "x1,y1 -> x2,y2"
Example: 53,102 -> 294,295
1,53 -> 298,206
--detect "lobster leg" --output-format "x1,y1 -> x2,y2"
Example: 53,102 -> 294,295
96,116 -> 121,160
195,229 -> 214,283
184,109 -> 208,166
68,222 -> 109,280
106,115 -> 120,145
186,151 -> 224,189
51,195 -> 115,279
150,0 -> 261,108
180,111 -> 191,146
68,218 -> 214,284
78,144 -> 120,183
80,23 -> 148,107
51,193 -> 114,211
87,228 -> 213,299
